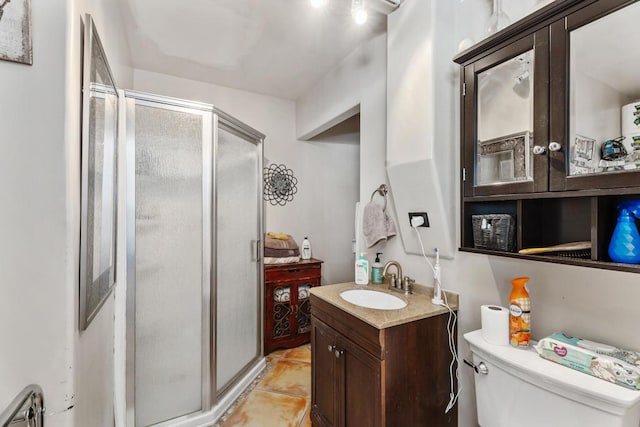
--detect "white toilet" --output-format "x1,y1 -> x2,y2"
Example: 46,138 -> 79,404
465,329 -> 640,427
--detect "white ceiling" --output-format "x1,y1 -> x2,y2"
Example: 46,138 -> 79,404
119,0 -> 389,100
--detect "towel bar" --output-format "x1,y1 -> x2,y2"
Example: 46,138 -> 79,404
369,184 -> 388,210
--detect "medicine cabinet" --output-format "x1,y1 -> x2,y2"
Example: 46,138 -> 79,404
454,0 -> 640,273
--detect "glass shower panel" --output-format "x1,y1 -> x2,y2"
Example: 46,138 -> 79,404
216,125 -> 260,393
134,103 -> 204,426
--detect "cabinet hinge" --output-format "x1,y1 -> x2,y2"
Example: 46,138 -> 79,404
462,83 -> 466,96
462,168 -> 466,182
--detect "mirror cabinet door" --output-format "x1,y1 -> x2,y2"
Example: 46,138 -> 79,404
464,31 -> 548,197
551,0 -> 640,191
477,49 -> 534,187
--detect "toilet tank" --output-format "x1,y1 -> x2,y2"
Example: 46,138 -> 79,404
464,330 -> 640,427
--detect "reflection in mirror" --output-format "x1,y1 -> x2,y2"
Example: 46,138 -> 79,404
80,14 -> 118,330
569,1 -> 640,176
476,49 -> 534,186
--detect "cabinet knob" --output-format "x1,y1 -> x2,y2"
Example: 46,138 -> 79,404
548,141 -> 562,152
328,344 -> 336,353
532,145 -> 547,155
334,349 -> 344,359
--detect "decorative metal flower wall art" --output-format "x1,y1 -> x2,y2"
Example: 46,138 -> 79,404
264,163 -> 298,206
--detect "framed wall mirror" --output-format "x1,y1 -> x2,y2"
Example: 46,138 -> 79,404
79,14 -> 118,330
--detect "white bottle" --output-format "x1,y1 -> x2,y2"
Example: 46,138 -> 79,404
301,237 -> 311,260
355,253 -> 369,285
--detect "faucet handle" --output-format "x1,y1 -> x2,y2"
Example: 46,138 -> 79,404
402,276 -> 415,294
388,273 -> 398,288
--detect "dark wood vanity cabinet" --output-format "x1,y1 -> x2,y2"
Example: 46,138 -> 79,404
264,258 -> 323,354
454,0 -> 640,273
312,318 -> 381,427
310,295 -> 456,427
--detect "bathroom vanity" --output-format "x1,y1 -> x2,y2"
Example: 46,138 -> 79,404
309,282 -> 458,427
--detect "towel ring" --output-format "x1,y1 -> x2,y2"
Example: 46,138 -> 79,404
370,184 -> 388,210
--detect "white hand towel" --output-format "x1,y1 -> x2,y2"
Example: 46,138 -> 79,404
363,201 -> 396,248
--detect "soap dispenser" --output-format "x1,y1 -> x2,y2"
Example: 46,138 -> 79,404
355,253 -> 369,285
608,204 -> 640,264
371,253 -> 384,284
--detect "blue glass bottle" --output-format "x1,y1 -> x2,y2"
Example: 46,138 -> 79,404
608,209 -> 640,264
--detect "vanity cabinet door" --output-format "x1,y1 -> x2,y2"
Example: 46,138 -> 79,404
549,0 -> 640,191
311,316 -> 382,427
462,29 -> 549,197
311,318 -> 339,427
339,334 -> 382,427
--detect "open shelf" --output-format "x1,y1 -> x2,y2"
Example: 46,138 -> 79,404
461,193 -> 640,273
459,247 -> 640,274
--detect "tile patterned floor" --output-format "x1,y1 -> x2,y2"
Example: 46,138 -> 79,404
217,344 -> 312,427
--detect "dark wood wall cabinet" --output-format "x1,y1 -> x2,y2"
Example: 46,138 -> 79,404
264,258 -> 323,354
310,295 -> 456,427
454,0 -> 640,273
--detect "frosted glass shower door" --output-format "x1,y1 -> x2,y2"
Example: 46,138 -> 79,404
127,96 -> 212,426
215,121 -> 263,394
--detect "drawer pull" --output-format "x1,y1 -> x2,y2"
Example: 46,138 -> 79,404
288,269 -> 301,273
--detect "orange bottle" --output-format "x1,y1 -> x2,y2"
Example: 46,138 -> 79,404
509,277 -> 531,348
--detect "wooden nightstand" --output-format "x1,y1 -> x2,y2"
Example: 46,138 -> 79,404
264,258 -> 323,354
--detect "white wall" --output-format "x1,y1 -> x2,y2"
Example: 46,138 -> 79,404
0,0 -> 131,425
132,69 -> 358,285
0,1 -> 73,425
382,1 -> 640,426
306,117 -> 360,283
385,0 -> 458,259
296,34 -> 388,266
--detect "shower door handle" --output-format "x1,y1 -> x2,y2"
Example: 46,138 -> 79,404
252,240 -> 261,262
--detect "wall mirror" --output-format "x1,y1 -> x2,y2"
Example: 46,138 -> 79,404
79,14 -> 118,330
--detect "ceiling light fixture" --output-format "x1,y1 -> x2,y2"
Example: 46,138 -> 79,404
351,0 -> 368,25
310,0 -> 327,8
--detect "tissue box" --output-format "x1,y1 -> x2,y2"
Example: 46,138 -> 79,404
535,333 -> 640,390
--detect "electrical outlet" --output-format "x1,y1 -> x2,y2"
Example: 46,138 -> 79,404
408,212 -> 429,227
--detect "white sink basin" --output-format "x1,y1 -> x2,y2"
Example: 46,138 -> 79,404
339,289 -> 407,310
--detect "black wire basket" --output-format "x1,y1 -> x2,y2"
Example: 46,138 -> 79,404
472,214 -> 516,252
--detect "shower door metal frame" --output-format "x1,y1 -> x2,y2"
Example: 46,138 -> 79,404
124,91 -> 214,426
211,108 -> 265,399
124,90 -> 266,426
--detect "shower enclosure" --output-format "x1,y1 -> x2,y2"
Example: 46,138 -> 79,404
124,91 -> 264,426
